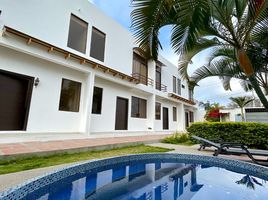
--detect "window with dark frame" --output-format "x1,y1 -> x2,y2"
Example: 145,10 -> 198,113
90,27 -> 106,62
177,79 -> 181,95
189,111 -> 194,122
59,79 -> 81,112
155,102 -> 161,120
173,76 -> 176,93
131,96 -> 147,118
92,87 -> 103,114
173,107 -> 177,121
133,53 -> 148,85
67,14 -> 88,53
155,66 -> 161,90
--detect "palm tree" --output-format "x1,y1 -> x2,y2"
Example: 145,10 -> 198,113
131,0 -> 268,108
230,96 -> 254,121
236,175 -> 263,190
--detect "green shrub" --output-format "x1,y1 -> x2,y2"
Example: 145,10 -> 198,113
162,132 -> 195,145
187,122 -> 268,149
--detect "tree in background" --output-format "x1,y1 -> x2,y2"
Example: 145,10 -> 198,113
204,103 -> 225,122
230,96 -> 254,121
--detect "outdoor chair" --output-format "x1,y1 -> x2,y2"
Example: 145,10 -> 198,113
191,135 -> 268,165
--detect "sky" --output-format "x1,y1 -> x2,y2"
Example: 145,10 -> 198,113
89,0 -> 253,106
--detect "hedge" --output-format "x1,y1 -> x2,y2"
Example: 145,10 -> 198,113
187,122 -> 268,150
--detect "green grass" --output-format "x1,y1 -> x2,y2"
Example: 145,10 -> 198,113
162,133 -> 196,146
0,145 -> 172,175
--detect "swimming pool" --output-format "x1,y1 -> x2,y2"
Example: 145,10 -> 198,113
0,154 -> 268,200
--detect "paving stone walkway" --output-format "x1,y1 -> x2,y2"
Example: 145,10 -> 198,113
0,134 -> 171,159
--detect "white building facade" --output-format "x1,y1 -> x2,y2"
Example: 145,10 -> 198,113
0,0 -> 198,136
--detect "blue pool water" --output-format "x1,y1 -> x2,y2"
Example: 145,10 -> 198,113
1,154 -> 268,200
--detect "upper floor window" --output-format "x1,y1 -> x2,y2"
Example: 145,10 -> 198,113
92,87 -> 103,114
177,79 -> 181,95
189,88 -> 194,101
90,27 -> 106,62
67,14 -> 88,53
155,102 -> 161,120
173,76 -> 177,93
155,66 -> 161,91
131,96 -> 147,118
59,78 -> 81,112
133,53 -> 148,85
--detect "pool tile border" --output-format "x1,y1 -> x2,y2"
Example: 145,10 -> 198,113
0,154 -> 268,200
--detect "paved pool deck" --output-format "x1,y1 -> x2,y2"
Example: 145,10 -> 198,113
0,142 -> 262,193
0,134 -> 172,160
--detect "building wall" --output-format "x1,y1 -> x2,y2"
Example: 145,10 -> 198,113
0,0 -> 134,75
0,0 -> 199,135
90,77 -> 151,133
0,46 -> 89,133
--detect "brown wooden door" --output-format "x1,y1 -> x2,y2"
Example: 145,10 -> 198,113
163,107 -> 169,130
115,97 -> 128,130
0,70 -> 34,131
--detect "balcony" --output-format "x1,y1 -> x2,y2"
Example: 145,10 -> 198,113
155,81 -> 167,92
132,73 -> 154,86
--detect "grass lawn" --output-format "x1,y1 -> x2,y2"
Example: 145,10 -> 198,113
0,145 -> 172,175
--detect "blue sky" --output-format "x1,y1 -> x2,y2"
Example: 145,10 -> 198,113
89,0 -> 252,106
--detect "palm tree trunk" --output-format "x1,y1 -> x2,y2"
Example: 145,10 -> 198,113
241,107 -> 245,122
248,75 -> 268,109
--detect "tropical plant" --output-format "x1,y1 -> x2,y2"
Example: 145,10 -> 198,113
204,102 -> 224,121
229,96 -> 254,121
236,175 -> 263,190
131,0 -> 268,108
199,101 -> 212,111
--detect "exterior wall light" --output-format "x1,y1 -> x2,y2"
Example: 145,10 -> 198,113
34,77 -> 40,87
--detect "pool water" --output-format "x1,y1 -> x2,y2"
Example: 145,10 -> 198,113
25,161 -> 268,200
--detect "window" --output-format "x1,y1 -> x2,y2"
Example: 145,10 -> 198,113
67,14 -> 88,53
59,79 -> 81,112
90,27 -> 106,62
173,107 -> 177,121
133,53 -> 148,85
155,102 -> 161,120
189,111 -> 194,122
155,66 -> 161,90
177,79 -> 181,95
173,76 -> 176,93
131,96 -> 147,118
92,87 -> 103,114
189,88 -> 194,101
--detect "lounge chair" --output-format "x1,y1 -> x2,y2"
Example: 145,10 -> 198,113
191,135 -> 268,165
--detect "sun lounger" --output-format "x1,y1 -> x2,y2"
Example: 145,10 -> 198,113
191,135 -> 268,165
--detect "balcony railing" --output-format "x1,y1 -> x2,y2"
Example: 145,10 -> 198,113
132,73 -> 154,86
155,81 -> 167,92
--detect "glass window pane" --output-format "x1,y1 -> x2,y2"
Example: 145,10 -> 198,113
59,79 -> 81,112
173,76 -> 176,93
173,107 -> 177,121
90,27 -> 106,62
131,96 -> 147,118
92,87 -> 103,114
67,14 -> 88,53
155,102 -> 161,120
177,79 -> 181,95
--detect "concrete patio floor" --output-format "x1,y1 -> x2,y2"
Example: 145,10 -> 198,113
0,134 -> 171,160
0,142 -> 261,193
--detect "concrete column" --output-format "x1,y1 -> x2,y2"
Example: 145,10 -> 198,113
147,59 -> 156,88
177,103 -> 185,131
81,71 -> 95,136
147,94 -> 156,131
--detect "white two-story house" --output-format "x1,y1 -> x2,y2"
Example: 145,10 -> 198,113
0,0 -> 197,136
